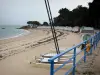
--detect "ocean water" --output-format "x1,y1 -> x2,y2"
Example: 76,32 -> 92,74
0,25 -> 29,40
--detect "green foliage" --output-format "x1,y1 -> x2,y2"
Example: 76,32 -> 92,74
43,22 -> 49,26
89,0 -> 100,28
54,5 -> 90,27
27,21 -> 40,25
27,21 -> 41,28
53,0 -> 100,28
26,0 -> 100,28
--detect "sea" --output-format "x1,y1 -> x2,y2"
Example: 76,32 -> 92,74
0,25 -> 30,40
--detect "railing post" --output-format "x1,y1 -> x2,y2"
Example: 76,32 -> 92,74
50,60 -> 54,75
99,32 -> 100,41
84,42 -> 86,62
99,32 -> 100,40
72,48 -> 76,75
94,35 -> 96,50
90,38 -> 93,54
98,33 -> 99,43
98,32 -> 100,42
96,33 -> 98,47
97,33 -> 98,44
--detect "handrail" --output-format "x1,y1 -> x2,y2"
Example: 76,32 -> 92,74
49,32 -> 100,75
48,40 -> 88,62
48,40 -> 87,61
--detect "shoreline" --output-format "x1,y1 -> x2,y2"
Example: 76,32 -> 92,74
0,29 -> 63,60
0,28 -> 81,75
0,29 -> 30,40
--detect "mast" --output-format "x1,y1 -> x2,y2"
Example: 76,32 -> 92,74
44,0 -> 60,54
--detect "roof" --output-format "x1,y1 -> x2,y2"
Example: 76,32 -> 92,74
83,27 -> 94,30
80,27 -> 94,30
81,30 -> 94,33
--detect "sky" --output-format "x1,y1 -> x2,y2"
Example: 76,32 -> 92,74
0,0 -> 93,25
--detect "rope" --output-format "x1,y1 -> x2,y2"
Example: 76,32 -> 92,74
44,0 -> 60,54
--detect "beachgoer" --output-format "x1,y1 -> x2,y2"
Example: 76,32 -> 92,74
81,43 -> 85,50
86,41 -> 91,53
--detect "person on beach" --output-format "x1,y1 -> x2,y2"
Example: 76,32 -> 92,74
81,41 -> 91,54
81,43 -> 85,50
86,41 -> 91,54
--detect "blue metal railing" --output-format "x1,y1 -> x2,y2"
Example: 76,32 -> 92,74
48,32 -> 100,75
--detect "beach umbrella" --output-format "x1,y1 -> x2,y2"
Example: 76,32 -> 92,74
83,34 -> 91,41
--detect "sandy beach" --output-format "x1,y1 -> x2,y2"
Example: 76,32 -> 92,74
0,28 -> 81,75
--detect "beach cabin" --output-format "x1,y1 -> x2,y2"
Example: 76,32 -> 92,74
80,27 -> 94,34
80,27 -> 94,41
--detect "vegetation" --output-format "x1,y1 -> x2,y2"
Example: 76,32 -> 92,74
27,21 -> 41,28
25,0 -> 100,29
42,22 -> 49,26
53,5 -> 89,27
89,0 -> 100,28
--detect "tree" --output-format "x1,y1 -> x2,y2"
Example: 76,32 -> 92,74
89,0 -> 100,28
27,21 -> 33,28
32,21 -> 41,25
43,22 -> 49,26
53,5 -> 89,27
55,8 -> 72,26
27,21 -> 41,28
72,5 -> 89,27
26,0 -> 100,29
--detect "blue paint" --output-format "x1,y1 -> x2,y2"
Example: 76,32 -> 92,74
50,61 -> 54,75
83,42 -> 86,62
72,48 -> 76,75
94,35 -> 96,50
49,32 -> 100,75
90,38 -> 93,54
54,57 -> 73,73
65,67 -> 74,75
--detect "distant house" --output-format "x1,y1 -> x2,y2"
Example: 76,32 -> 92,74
81,30 -> 94,34
80,27 -> 94,34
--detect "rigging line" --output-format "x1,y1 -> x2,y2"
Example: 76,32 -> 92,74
44,0 -> 58,54
45,0 -> 60,54
44,0 -> 60,54
46,0 -> 60,53
44,0 -> 59,54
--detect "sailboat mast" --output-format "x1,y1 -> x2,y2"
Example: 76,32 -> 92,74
44,0 -> 60,54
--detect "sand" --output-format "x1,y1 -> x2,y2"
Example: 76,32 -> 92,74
0,28 -> 81,75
